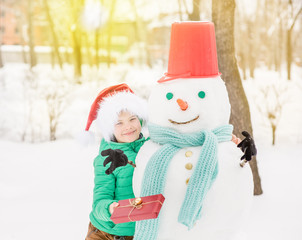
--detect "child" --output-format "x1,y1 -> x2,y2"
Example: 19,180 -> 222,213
84,83 -> 148,240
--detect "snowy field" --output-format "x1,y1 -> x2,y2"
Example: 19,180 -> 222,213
0,63 -> 302,239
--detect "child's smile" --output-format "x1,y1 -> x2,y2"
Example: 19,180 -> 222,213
123,130 -> 137,136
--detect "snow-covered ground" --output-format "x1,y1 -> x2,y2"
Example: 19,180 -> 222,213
0,63 -> 302,239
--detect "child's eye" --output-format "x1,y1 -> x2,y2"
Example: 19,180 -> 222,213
166,92 -> 173,100
198,91 -> 206,99
116,122 -> 122,125
130,118 -> 136,121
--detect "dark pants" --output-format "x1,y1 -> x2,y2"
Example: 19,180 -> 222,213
85,222 -> 134,240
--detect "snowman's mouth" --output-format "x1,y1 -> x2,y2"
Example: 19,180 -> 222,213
168,115 -> 200,125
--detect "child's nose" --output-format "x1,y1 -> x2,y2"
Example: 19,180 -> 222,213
124,122 -> 132,130
177,98 -> 188,111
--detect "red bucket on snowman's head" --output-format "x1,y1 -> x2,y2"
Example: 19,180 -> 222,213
158,21 -> 221,83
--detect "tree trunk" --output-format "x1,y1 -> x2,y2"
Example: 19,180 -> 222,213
130,0 -> 146,65
84,34 -> 93,67
286,29 -> 292,80
212,0 -> 263,195
16,17 -> 28,64
275,15 -> 283,73
178,0 -> 183,21
43,0 -> 63,69
272,124 -> 276,145
0,44 -> 3,68
95,30 -> 99,67
0,16 -> 2,68
188,0 -> 200,21
51,48 -> 55,68
70,0 -> 84,79
286,6 -> 302,80
72,27 -> 82,78
50,123 -> 57,141
106,0 -> 116,68
247,20 -> 255,78
27,0 -> 37,68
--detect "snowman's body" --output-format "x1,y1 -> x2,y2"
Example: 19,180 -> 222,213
133,77 -> 253,240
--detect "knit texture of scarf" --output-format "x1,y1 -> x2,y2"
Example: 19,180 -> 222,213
134,123 -> 233,240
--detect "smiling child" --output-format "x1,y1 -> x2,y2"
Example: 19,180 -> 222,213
83,83 -> 148,240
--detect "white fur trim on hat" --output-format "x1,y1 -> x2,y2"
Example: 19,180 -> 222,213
96,91 -> 148,142
76,130 -> 95,146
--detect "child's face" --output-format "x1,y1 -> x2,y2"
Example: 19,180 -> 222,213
113,111 -> 142,143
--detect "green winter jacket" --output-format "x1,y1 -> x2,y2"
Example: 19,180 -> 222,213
89,136 -> 147,236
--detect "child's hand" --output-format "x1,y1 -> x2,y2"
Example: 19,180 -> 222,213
237,131 -> 257,161
109,202 -> 119,214
101,149 -> 129,175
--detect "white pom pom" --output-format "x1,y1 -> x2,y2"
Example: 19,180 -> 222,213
76,130 -> 95,146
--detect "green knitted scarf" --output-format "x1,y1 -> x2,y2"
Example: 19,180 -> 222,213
134,123 -> 233,240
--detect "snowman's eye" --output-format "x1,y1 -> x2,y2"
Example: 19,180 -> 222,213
198,91 -> 206,99
166,92 -> 173,100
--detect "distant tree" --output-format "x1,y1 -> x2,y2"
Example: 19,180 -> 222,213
94,29 -> 100,67
256,84 -> 288,145
286,1 -> 302,80
43,0 -> 63,69
20,66 -> 70,142
182,0 -> 201,21
27,0 -> 37,68
45,87 -> 67,141
234,0 -> 265,79
83,33 -> 93,67
177,0 -> 184,20
212,0 -> 263,195
0,44 -> 3,68
274,0 -> 284,73
106,0 -> 116,68
22,69 -> 38,142
234,0 -> 302,79
0,13 -> 3,68
80,0 -> 105,68
130,0 -> 146,65
70,0 -> 84,79
16,10 -> 28,64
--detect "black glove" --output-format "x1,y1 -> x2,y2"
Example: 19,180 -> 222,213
101,149 -> 128,175
237,131 -> 257,161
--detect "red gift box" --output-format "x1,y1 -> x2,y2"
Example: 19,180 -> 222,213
110,194 -> 165,224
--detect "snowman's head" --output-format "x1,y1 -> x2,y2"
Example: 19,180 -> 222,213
148,77 -> 231,133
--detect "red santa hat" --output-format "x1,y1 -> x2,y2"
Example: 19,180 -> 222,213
81,83 -> 148,143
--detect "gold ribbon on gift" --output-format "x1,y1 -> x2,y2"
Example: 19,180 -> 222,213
116,197 -> 163,222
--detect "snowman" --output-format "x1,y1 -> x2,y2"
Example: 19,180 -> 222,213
132,22 -> 253,240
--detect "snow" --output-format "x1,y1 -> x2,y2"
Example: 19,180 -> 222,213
0,140 -> 96,239
246,145 -> 302,240
0,63 -> 302,239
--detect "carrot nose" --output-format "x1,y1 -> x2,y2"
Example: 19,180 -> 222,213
177,98 -> 188,111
